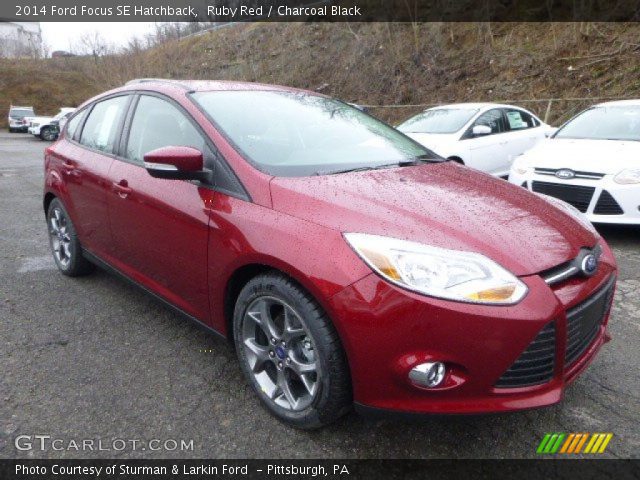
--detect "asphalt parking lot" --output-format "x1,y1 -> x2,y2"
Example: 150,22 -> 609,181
0,130 -> 638,459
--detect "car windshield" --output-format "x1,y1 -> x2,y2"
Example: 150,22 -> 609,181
397,108 -> 479,134
10,108 -> 34,119
555,105 -> 640,141
191,91 -> 438,176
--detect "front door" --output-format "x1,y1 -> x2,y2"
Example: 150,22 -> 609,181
106,94 -> 213,321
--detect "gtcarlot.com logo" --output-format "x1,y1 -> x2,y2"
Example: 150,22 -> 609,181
14,435 -> 194,452
537,433 -> 613,454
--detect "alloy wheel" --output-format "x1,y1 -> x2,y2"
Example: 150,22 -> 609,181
49,207 -> 72,268
241,296 -> 320,411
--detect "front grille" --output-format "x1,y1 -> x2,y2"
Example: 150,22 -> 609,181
565,276 -> 615,368
531,181 -> 595,212
593,190 -> 624,215
495,322 -> 556,388
534,168 -> 605,180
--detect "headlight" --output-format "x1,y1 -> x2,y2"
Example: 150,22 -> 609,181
614,169 -> 640,185
536,193 -> 598,235
344,233 -> 528,305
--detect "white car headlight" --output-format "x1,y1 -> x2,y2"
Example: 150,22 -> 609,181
536,193 -> 598,235
614,169 -> 640,185
344,233 -> 528,305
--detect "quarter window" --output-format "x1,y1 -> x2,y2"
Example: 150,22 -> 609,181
65,109 -> 86,140
473,109 -> 506,134
79,96 -> 129,153
125,95 -> 205,164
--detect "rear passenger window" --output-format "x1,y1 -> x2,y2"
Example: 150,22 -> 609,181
80,96 -> 129,153
504,109 -> 537,130
125,95 -> 205,164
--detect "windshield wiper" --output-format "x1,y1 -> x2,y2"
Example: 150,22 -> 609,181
316,157 -> 438,176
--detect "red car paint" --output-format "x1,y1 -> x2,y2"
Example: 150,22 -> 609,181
44,80 -> 616,415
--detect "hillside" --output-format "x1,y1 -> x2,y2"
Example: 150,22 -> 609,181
2,22 -> 640,126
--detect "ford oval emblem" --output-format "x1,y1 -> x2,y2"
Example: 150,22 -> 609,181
581,254 -> 598,276
555,169 -> 575,179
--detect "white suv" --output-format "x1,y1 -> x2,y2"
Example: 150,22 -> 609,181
28,108 -> 75,141
8,106 -> 35,133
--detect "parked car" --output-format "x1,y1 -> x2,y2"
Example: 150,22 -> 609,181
8,105 -> 35,133
397,103 -> 556,177
28,108 -> 75,141
44,80 -> 616,428
509,100 -> 640,225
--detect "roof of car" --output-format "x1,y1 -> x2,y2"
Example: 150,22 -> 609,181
123,78 -> 304,93
594,99 -> 640,107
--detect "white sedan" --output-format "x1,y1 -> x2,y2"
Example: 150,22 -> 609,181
509,100 -> 640,225
398,103 -> 555,177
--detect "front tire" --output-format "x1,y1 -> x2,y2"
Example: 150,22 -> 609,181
47,198 -> 94,276
233,273 -> 351,429
40,127 -> 55,141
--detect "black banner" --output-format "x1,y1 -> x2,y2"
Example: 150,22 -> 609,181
2,0 -> 640,22
0,459 -> 638,480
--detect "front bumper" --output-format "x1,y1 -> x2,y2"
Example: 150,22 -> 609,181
509,171 -> 640,225
28,126 -> 41,136
329,243 -> 616,414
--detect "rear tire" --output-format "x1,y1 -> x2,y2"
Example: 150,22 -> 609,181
47,198 -> 95,276
8,128 -> 16,133
233,273 -> 352,429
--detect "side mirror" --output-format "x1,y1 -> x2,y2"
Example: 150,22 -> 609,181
472,125 -> 492,136
143,146 -> 210,181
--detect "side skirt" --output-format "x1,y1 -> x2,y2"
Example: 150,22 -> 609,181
82,249 -> 228,342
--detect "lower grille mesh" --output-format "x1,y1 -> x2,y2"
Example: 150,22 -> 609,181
594,190 -> 624,215
565,277 -> 615,368
531,181 -> 595,212
495,322 -> 556,388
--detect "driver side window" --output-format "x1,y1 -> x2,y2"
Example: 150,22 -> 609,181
125,95 -> 206,164
473,109 -> 506,135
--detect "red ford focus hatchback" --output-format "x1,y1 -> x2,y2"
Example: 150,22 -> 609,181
44,79 -> 617,428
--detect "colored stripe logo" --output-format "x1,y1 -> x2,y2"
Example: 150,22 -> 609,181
537,433 -> 613,454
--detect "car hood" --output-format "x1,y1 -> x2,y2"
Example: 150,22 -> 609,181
520,138 -> 640,174
270,162 -> 598,276
29,116 -> 53,123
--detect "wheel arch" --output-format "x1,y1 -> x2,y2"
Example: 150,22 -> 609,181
221,261 -> 346,349
43,192 -> 56,216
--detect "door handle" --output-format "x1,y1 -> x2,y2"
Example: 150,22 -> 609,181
113,180 -> 132,198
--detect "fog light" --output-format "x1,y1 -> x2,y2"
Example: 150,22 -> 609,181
409,362 -> 446,388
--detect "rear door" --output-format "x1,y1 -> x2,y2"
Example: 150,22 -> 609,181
53,95 -> 131,258
502,108 -> 544,164
106,93 -> 213,321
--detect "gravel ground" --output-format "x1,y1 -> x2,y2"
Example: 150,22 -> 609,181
0,130 -> 638,459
